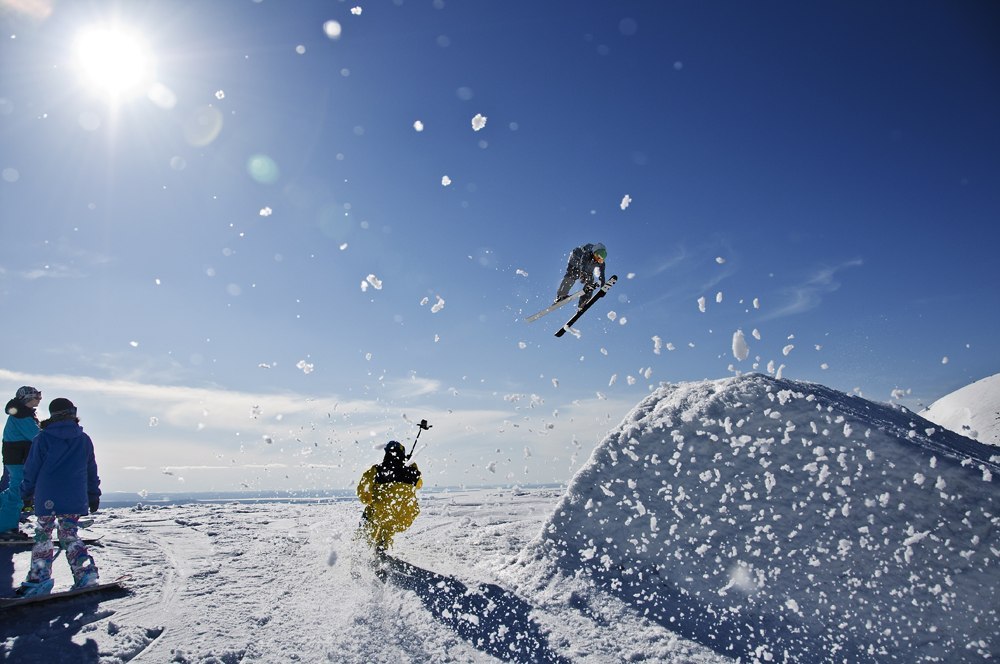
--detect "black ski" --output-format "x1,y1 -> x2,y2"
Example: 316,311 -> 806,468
555,274 -> 617,337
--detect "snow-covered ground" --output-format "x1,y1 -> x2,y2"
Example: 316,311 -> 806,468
1,374 -> 997,663
0,490 -> 724,663
921,372 -> 1000,447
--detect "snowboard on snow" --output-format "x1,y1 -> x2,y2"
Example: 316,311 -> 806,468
0,576 -> 129,610
524,290 -> 584,323
0,534 -> 104,547
555,274 -> 618,337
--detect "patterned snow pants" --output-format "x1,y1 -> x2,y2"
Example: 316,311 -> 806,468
27,515 -> 98,585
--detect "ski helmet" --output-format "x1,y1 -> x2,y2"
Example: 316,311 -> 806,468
384,440 -> 405,456
592,243 -> 607,260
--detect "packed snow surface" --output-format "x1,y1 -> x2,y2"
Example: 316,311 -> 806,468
921,372 -> 1000,446
2,374 -> 998,663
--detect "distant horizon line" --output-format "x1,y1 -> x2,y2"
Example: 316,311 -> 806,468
98,482 -> 567,506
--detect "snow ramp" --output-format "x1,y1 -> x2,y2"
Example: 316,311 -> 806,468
514,374 -> 999,663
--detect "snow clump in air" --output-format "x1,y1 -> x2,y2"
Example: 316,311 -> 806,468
413,120 -> 424,132
731,329 -> 749,361
441,175 -> 451,186
296,360 -> 314,374
361,274 -> 382,291
620,195 -> 631,210
431,296 -> 445,313
351,6 -> 362,15
471,114 -> 487,131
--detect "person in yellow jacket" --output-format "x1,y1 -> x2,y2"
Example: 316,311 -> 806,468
357,441 -> 422,554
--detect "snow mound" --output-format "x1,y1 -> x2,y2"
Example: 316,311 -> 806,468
921,372 -> 1000,447
515,374 -> 999,662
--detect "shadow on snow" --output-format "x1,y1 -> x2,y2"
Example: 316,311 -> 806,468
380,555 -> 569,664
0,554 -> 131,663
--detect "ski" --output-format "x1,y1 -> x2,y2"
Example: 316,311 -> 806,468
554,274 -> 617,338
524,290 -> 584,323
0,577 -> 129,610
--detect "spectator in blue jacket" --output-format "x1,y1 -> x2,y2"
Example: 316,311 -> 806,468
0,386 -> 42,541
17,398 -> 102,597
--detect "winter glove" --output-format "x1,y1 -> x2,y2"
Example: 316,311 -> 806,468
89,497 -> 100,514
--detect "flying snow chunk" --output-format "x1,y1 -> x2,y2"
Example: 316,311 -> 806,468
620,194 -> 632,210
431,296 -> 445,313
715,256 -> 726,264
471,114 -> 487,131
296,360 -> 314,374
365,274 -> 383,290
323,20 -> 343,39
697,296 -> 707,313
413,120 -> 424,132
652,336 -> 663,355
129,341 -> 139,348
259,207 -> 272,217
148,417 -> 159,427
782,344 -> 794,356
516,268 -> 528,277
941,356 -> 949,364
215,90 -> 225,100
732,329 -> 749,361
441,175 -> 452,186
351,6 -> 362,15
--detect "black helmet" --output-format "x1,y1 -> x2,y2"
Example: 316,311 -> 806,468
384,440 -> 405,456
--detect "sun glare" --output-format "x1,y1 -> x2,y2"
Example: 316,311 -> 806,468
73,25 -> 154,100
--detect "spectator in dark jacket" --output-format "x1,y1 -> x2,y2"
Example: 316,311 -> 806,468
16,398 -> 101,597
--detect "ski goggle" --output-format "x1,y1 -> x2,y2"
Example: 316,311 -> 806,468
594,249 -> 607,262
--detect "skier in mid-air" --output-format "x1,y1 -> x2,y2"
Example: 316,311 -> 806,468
555,242 -> 607,310
356,441 -> 423,555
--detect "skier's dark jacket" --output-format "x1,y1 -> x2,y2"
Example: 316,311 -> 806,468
2,398 -> 39,465
565,243 -> 606,288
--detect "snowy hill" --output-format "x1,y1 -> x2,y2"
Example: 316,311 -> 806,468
509,374 -> 1000,663
920,373 -> 1000,447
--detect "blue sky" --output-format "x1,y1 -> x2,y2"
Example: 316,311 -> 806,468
2,0 -> 998,494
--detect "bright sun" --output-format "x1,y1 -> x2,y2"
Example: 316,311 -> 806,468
73,25 -> 154,100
